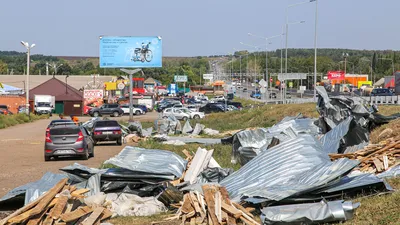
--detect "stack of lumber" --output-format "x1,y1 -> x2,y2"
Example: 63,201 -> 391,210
166,184 -> 260,225
0,179 -> 112,225
329,139 -> 400,173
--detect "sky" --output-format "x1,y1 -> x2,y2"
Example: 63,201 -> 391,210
0,0 -> 398,57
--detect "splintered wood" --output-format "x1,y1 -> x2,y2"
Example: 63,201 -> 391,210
329,139 -> 400,173
0,179 -> 111,225
168,184 -> 260,225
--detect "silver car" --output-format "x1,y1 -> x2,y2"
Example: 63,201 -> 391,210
162,108 -> 191,121
44,123 -> 94,161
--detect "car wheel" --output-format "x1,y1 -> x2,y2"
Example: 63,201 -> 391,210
116,137 -> 122,146
135,110 -> 141,115
193,115 -> 200,119
182,116 -> 188,121
93,112 -> 100,117
44,155 -> 51,162
113,111 -> 119,117
89,146 -> 94,157
163,116 -> 168,119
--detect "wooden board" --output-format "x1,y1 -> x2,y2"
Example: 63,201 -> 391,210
71,189 -> 90,197
49,195 -> 68,219
81,207 -> 104,225
59,206 -> 93,222
202,185 -> 220,225
7,179 -> 68,224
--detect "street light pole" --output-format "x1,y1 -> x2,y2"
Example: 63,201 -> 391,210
21,41 -> 35,116
313,0 -> 319,102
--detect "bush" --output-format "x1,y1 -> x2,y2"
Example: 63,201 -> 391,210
0,113 -> 47,129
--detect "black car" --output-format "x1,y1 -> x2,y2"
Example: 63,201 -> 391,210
269,92 -> 277,99
89,104 -> 124,117
216,101 -> 243,109
199,103 -> 226,114
371,88 -> 393,96
92,120 -> 123,145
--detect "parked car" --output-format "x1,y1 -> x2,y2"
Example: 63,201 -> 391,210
157,101 -> 181,112
250,91 -> 261,99
0,105 -> 13,115
216,101 -> 243,110
211,96 -> 225,102
133,104 -> 148,113
269,92 -> 277,99
44,123 -> 94,161
227,105 -> 239,111
242,88 -> 248,92
180,108 -> 205,119
88,104 -> 124,117
92,120 -> 123,145
286,93 -> 292,99
163,108 -> 191,121
187,105 -> 199,112
199,103 -> 226,114
119,104 -> 144,115
371,88 -> 393,96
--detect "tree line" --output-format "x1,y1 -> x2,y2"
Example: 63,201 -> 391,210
0,49 -> 399,86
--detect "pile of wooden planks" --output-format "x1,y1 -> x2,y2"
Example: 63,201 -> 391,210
329,139 -> 400,173
170,149 -> 193,186
167,184 -> 260,225
0,179 -> 112,225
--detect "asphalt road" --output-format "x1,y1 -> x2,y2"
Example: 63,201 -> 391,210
0,112 -> 158,198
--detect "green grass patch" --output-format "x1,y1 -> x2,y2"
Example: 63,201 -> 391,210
0,113 -> 48,129
137,139 -> 240,171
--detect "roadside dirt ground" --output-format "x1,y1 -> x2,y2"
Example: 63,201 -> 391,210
0,112 -> 159,197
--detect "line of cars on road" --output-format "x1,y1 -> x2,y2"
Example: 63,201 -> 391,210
44,119 -> 123,161
155,96 -> 243,120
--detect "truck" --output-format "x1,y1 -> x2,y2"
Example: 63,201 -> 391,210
34,95 -> 55,116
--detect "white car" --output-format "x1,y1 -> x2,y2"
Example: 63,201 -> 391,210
163,108 -> 191,121
120,104 -> 144,115
180,108 -> 205,119
210,96 -> 225,103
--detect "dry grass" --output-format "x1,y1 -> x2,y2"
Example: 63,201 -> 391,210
109,212 -> 180,225
370,118 -> 400,144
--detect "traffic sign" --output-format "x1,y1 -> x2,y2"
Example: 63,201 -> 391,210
174,75 -> 188,82
259,79 -> 267,88
117,82 -> 125,90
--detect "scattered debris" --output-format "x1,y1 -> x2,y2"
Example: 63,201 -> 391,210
169,184 -> 261,225
203,128 -> 220,136
182,120 -> 193,135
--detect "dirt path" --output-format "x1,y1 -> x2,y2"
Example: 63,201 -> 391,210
0,112 -> 159,197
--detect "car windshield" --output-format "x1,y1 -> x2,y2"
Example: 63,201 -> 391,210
38,102 -> 51,107
50,127 -> 80,135
95,121 -> 119,127
49,120 -> 73,126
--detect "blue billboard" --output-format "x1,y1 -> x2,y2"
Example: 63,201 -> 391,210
99,36 -> 162,68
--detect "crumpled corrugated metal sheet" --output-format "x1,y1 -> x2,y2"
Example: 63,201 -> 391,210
221,134 -> 359,202
320,117 -> 352,154
231,116 -> 320,165
316,171 -> 392,194
0,172 -> 67,205
104,146 -> 187,179
260,200 -> 360,224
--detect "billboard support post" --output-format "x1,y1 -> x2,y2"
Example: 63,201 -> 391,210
120,69 -> 142,121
